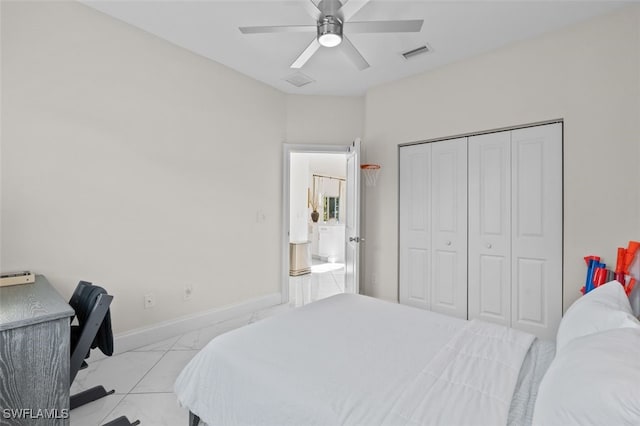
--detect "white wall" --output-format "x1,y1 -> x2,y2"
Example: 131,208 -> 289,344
1,1 -> 286,333
308,156 -> 347,180
285,95 -> 364,145
289,153 -> 311,242
363,5 -> 640,310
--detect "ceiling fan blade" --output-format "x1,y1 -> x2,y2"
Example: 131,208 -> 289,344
239,25 -> 316,34
301,0 -> 322,19
345,20 -> 424,34
316,0 -> 341,17
339,0 -> 371,21
291,38 -> 321,69
340,35 -> 369,71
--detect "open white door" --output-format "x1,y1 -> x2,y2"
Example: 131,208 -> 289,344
345,139 -> 361,294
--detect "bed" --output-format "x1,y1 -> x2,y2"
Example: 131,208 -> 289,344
175,282 -> 640,426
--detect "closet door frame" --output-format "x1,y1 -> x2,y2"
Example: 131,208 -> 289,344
398,120 -> 563,337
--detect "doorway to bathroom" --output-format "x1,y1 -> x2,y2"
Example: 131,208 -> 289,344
282,141 -> 361,307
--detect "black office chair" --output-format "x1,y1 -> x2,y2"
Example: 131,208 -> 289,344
68,281 -> 140,426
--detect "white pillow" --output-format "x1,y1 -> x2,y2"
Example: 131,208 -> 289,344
533,327 -> 640,425
555,281 -> 640,352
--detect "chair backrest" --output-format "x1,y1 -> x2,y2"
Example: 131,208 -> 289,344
69,280 -> 93,323
69,281 -> 114,383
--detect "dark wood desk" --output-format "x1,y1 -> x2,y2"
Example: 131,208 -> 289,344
0,275 -> 74,425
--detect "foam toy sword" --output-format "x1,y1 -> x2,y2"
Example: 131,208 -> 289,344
615,247 -> 627,285
624,241 -> 639,274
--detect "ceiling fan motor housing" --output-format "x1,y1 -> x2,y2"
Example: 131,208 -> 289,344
317,15 -> 343,47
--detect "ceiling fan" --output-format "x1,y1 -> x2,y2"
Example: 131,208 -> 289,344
239,0 -> 423,70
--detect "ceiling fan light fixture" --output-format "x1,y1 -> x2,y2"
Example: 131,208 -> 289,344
317,15 -> 343,47
318,33 -> 342,47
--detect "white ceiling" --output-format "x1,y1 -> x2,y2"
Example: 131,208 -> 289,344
81,0 -> 631,96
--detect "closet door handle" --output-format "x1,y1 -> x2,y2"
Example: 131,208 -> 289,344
486,243 -> 492,249
446,241 -> 452,246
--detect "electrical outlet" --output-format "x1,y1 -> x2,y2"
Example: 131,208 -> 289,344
144,293 -> 156,309
184,284 -> 193,301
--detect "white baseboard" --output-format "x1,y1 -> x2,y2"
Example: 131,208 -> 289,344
89,292 -> 282,361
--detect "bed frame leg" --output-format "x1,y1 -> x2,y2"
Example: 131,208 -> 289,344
189,411 -> 200,426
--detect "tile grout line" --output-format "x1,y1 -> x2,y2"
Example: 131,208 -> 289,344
169,329 -> 199,351
94,393 -> 125,426
97,349 -> 172,425
129,349 -> 173,393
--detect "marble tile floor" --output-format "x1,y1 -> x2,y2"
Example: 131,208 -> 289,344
70,262 -> 345,426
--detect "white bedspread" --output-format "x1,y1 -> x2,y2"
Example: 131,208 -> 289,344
175,294 -> 534,426
382,319 -> 535,425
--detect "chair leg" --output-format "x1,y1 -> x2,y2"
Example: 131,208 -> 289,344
70,385 -> 115,410
189,411 -> 200,426
102,416 -> 140,426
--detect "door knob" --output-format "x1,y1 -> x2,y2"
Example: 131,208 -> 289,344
446,241 -> 452,246
487,243 -> 492,249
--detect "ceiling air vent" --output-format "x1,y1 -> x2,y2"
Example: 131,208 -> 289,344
402,44 -> 431,60
284,72 -> 315,88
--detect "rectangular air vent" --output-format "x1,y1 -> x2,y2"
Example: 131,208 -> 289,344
284,72 -> 315,88
402,44 -> 431,60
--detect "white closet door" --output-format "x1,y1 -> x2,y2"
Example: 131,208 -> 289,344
468,132 -> 512,326
510,123 -> 562,339
399,144 -> 431,309
430,139 -> 468,319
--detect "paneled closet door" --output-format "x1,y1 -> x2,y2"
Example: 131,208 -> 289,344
399,144 -> 431,309
510,124 -> 562,340
430,139 -> 468,319
468,132 -> 512,326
